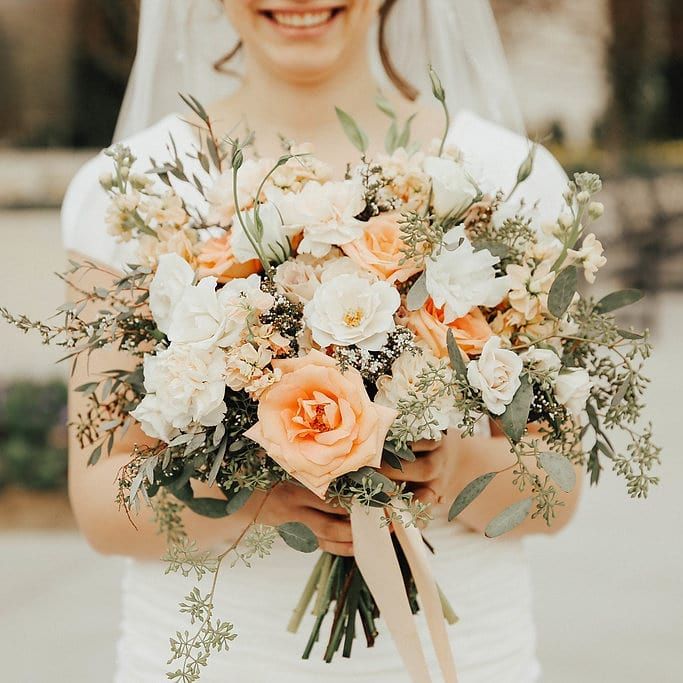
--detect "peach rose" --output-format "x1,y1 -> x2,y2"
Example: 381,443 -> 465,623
341,213 -> 419,284
195,231 -> 261,283
400,298 -> 493,359
244,349 -> 397,498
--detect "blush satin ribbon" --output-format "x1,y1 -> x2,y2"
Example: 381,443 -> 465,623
350,504 -> 458,683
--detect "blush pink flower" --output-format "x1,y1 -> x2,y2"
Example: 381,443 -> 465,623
244,350 -> 397,498
195,232 -> 261,283
341,212 -> 420,284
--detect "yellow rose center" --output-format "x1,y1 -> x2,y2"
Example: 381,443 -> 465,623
343,308 -> 365,328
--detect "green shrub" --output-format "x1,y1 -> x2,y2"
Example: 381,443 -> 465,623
0,380 -> 68,492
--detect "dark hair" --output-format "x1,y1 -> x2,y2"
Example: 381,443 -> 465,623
213,0 -> 418,101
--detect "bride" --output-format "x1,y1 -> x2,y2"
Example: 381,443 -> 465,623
63,1 -> 580,681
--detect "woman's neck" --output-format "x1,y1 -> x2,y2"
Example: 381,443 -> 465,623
215,51 -> 381,140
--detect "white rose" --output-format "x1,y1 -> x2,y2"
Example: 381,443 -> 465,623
130,393 -> 176,443
273,258 -> 323,305
132,344 -> 227,441
304,273 -> 400,351
425,227 -> 511,322
269,179 -> 366,258
520,347 -> 562,378
231,201 -> 294,264
555,368 -> 592,416
149,253 -> 194,334
376,346 -> 460,441
423,156 -> 478,218
467,336 -> 523,415
168,273 -> 273,348
319,255 -> 376,282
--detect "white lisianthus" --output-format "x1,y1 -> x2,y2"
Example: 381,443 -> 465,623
168,273 -> 273,348
231,201 -> 294,264
567,233 -> 607,284
425,227 -> 511,322
149,253 -> 194,334
268,179 -> 366,257
555,368 -> 592,416
423,156 -> 478,218
304,273 -> 400,351
131,344 -> 227,442
376,346 -> 460,441
467,336 -> 523,415
520,347 -> 562,379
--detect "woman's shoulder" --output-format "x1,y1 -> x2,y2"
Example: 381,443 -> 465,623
450,110 -> 569,225
61,115 -> 190,267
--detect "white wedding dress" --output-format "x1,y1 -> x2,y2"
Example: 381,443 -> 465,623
62,111 -> 568,683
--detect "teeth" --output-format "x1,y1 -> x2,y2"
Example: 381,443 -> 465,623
272,10 -> 333,28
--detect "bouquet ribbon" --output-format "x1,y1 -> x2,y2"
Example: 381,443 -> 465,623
350,504 -> 458,683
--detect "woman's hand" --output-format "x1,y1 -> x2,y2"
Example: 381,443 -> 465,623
380,433 -> 462,509
258,483 -> 353,557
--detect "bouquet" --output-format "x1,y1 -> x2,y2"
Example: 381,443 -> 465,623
2,73 -> 660,682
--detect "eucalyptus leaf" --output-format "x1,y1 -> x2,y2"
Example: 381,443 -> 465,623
446,329 -> 468,379
277,522 -> 319,553
384,441 -> 416,462
225,487 -> 253,515
406,272 -> 429,311
538,452 -> 576,493
375,92 -> 396,119
448,472 -> 497,521
500,374 -> 533,443
611,376 -> 631,407
186,496 -> 231,519
485,497 -> 532,538
382,450 -> 403,471
335,107 -> 368,153
617,328 -> 645,340
596,289 -> 644,314
548,265 -> 578,318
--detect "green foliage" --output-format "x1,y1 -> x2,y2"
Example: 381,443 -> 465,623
448,472 -> 497,521
0,380 -> 68,491
485,497 -> 533,538
548,265 -> 578,318
277,522 -> 319,553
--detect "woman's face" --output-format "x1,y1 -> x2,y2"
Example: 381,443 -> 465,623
223,1 -> 380,83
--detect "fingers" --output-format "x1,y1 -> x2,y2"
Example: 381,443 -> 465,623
301,508 -> 353,545
411,485 -> 439,507
319,540 -> 354,557
382,451 -> 444,483
280,482 -> 349,516
412,438 -> 441,453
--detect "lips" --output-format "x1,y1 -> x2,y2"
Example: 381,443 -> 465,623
260,5 -> 345,31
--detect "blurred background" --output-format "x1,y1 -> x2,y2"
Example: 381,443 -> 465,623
0,1 -> 681,681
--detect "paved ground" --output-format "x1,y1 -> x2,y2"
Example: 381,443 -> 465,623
0,210 -> 681,682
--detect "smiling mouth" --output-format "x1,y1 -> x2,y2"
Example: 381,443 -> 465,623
261,7 -> 344,30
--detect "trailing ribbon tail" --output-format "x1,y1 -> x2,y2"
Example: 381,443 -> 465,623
350,505 -> 458,683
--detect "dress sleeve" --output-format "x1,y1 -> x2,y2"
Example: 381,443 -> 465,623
449,110 -> 569,228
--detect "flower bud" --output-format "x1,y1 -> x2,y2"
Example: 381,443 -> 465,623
516,146 -> 536,185
428,65 -> 446,103
558,212 -> 573,229
98,172 -> 113,190
232,148 -> 244,171
588,202 -> 604,219
577,190 -> 591,205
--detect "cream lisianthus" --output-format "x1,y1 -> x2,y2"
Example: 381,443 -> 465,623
148,253 -> 195,334
205,158 -> 275,228
423,155 -> 478,218
304,273 -> 400,351
231,201 -> 295,264
467,336 -> 523,415
425,227 -> 511,322
376,345 -> 461,441
268,179 -> 366,257
168,273 -> 273,349
131,343 -> 227,442
520,347 -> 562,379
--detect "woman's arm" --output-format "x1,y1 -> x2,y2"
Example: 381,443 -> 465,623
66,254 -> 353,559
384,427 -> 583,538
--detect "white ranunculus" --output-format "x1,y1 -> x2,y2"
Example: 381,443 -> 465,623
268,179 -> 366,258
168,273 -> 272,348
130,393 -> 176,443
425,227 -> 511,322
423,156 -> 478,218
132,344 -> 227,441
467,336 -> 523,415
555,368 -> 592,416
376,346 -> 460,441
231,201 -> 294,264
304,273 -> 400,351
520,347 -> 562,378
149,253 -> 194,334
